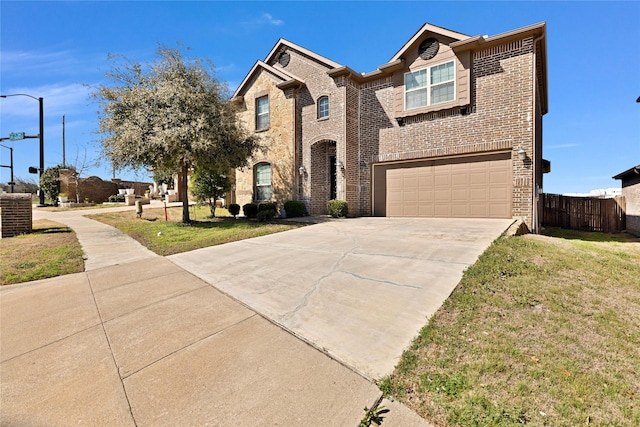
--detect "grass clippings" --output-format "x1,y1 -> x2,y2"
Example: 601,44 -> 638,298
87,205 -> 305,256
0,220 -> 84,285
381,228 -> 640,427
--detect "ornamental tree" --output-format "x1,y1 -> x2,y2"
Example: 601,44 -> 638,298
191,167 -> 232,218
93,46 -> 260,223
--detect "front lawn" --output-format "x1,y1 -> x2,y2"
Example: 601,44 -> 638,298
87,205 -> 305,256
0,220 -> 84,285
380,228 -> 640,426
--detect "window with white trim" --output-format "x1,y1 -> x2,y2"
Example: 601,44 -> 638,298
317,96 -> 329,119
254,163 -> 272,201
404,60 -> 455,110
255,96 -> 269,131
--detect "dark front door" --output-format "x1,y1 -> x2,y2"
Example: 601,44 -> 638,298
329,155 -> 337,200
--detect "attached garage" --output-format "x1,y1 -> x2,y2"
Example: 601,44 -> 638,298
372,152 -> 512,218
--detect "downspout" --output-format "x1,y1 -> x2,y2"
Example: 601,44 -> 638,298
532,33 -> 545,234
293,89 -> 299,202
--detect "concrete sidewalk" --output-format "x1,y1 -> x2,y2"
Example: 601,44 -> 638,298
2,206 -> 431,426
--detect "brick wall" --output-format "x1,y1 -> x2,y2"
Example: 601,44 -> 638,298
357,37 -> 539,228
0,193 -> 32,238
622,175 -> 640,234
59,170 -> 151,203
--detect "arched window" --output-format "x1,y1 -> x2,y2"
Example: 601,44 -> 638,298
317,96 -> 329,119
254,163 -> 272,201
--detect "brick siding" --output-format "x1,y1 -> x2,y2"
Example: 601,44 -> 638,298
234,27 -> 544,228
622,175 -> 640,234
0,193 -> 32,238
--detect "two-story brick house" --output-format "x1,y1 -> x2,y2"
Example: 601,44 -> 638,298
231,22 -> 548,231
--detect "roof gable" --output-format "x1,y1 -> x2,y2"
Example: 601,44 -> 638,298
232,60 -> 304,99
265,38 -> 342,70
389,23 -> 470,63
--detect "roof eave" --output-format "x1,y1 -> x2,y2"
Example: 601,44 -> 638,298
613,165 -> 640,180
451,22 -> 546,52
232,60 -> 302,98
265,38 -> 343,69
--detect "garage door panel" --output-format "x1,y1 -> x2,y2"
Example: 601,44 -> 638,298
382,153 -> 512,218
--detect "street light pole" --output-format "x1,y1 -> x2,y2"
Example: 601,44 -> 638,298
38,97 -> 44,206
0,93 -> 45,205
0,143 -> 14,193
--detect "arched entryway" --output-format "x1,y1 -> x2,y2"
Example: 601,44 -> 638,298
309,140 -> 337,215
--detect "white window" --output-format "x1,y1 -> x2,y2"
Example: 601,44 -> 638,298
317,96 -> 329,119
256,96 -> 269,131
404,61 -> 455,110
254,163 -> 272,201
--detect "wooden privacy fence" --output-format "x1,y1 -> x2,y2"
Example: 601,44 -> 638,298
542,193 -> 626,233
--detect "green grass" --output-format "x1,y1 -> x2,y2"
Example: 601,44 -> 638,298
0,220 -> 84,285
381,228 -> 640,427
87,205 -> 305,256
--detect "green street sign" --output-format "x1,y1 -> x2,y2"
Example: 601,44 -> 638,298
9,132 -> 25,141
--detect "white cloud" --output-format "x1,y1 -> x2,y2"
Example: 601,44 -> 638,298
261,13 -> 284,26
2,83 -> 92,118
241,12 -> 284,30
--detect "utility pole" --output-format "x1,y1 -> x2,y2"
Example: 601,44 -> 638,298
62,115 -> 66,167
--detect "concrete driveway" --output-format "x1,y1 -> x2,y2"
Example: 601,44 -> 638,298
170,217 -> 514,379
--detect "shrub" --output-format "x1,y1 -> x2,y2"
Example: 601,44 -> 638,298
109,194 -> 125,203
242,203 -> 258,218
328,199 -> 348,218
228,203 -> 241,218
284,200 -> 306,218
258,201 -> 277,214
256,209 -> 277,222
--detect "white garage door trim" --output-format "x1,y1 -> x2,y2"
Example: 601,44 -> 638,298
372,152 -> 512,218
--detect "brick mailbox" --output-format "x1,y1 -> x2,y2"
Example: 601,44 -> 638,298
0,193 -> 32,238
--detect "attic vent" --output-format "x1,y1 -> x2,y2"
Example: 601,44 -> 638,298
418,38 -> 439,60
278,51 -> 290,67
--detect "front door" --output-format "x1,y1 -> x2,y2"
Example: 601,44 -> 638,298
329,155 -> 337,200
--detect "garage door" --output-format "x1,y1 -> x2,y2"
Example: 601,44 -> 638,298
373,152 -> 512,218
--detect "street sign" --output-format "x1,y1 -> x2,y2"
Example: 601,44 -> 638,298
28,166 -> 38,174
9,132 -> 25,141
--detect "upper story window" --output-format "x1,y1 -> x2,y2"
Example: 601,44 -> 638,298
317,96 -> 329,119
404,60 -> 455,110
254,162 -> 272,201
255,96 -> 269,131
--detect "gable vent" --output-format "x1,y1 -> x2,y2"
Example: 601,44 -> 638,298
418,38 -> 439,60
278,51 -> 290,67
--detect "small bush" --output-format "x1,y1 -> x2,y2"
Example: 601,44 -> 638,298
284,200 -> 306,218
258,201 -> 277,213
228,203 -> 241,218
109,194 -> 125,203
242,203 -> 258,218
256,209 -> 276,222
328,199 -> 348,218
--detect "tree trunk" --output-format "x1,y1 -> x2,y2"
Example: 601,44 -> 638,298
181,159 -> 190,223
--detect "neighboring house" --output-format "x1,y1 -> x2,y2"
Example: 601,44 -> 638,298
613,165 -> 640,235
231,22 -> 548,231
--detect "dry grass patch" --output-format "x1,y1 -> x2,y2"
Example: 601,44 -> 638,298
87,205 -> 305,256
0,220 -> 84,285
381,228 -> 640,426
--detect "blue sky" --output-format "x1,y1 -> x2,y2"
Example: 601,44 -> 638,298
1,1 -> 639,194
